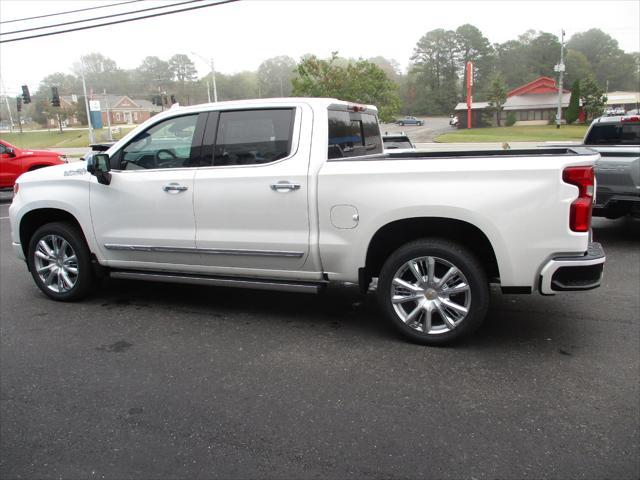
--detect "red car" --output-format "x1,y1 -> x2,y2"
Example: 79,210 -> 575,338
0,140 -> 68,189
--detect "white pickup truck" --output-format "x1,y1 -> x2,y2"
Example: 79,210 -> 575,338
9,98 -> 605,345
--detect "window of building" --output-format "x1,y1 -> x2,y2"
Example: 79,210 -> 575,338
133,111 -> 138,121
213,109 -> 295,166
115,112 -> 121,122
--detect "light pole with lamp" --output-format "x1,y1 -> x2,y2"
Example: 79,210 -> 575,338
80,57 -> 95,144
191,51 -> 218,103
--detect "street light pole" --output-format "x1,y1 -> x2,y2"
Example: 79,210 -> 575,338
104,89 -> 113,141
0,77 -> 15,132
80,58 -> 95,144
210,58 -> 218,102
555,29 -> 565,129
191,51 -> 218,103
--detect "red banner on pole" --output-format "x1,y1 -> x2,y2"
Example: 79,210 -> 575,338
466,61 -> 473,129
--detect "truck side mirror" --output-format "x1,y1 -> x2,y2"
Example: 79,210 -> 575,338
87,153 -> 111,185
5,147 -> 16,158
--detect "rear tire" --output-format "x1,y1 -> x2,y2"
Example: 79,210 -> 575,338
27,222 -> 94,301
377,239 -> 489,345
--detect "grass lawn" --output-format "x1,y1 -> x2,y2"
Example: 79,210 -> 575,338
1,127 -> 136,149
435,125 -> 588,143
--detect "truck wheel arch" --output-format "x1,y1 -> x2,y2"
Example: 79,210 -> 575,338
19,208 -> 88,259
362,217 -> 499,288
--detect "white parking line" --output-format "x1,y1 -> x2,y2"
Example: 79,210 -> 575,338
0,216 -> 9,220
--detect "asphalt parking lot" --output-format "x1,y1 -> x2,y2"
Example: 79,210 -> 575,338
1,202 -> 639,479
380,116 -> 451,143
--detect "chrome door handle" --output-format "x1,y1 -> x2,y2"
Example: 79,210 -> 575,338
163,183 -> 188,192
270,181 -> 301,192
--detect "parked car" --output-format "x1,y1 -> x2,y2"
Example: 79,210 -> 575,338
396,116 -> 423,126
583,114 -> 640,218
382,132 -> 416,153
0,140 -> 67,189
9,98 -> 605,345
604,107 -> 626,116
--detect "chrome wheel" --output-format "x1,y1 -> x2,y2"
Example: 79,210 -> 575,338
33,234 -> 79,293
390,256 -> 471,335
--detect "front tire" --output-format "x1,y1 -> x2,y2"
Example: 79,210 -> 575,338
27,222 -> 94,301
377,239 -> 489,345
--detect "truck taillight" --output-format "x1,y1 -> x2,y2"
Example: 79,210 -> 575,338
13,182 -> 19,196
563,166 -> 594,232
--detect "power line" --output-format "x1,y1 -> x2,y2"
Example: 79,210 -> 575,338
0,0 -> 144,25
0,0 -> 239,44
1,0 -> 203,36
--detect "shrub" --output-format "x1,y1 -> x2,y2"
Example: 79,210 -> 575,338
565,80 -> 580,124
506,112 -> 517,126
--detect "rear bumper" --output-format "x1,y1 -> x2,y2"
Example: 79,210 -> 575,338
539,242 -> 605,295
593,192 -> 640,217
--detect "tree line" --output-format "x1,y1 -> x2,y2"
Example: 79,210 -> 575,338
2,26 -> 637,126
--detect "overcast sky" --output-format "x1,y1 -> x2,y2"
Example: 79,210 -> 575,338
0,0 -> 639,96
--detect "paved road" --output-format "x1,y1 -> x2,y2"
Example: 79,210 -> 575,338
1,204 -> 638,479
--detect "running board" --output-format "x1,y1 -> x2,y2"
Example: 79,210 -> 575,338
110,270 -> 326,294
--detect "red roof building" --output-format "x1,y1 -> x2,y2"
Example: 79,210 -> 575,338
455,76 -> 573,127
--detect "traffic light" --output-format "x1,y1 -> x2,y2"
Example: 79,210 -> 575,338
170,94 -> 176,104
51,86 -> 60,107
152,95 -> 161,106
163,95 -> 168,106
21,85 -> 31,104
16,96 -> 22,112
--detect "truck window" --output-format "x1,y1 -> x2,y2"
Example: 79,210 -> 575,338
214,109 -> 294,166
118,114 -> 199,170
585,123 -> 640,145
383,136 -> 414,149
328,110 -> 382,159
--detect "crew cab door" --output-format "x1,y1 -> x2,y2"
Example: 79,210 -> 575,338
90,113 -> 206,268
193,106 -> 311,274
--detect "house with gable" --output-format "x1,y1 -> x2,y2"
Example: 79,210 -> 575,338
455,76 -> 573,127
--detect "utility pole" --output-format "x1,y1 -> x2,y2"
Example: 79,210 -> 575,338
0,77 -> 15,132
80,58 -> 95,144
205,80 -> 211,103
554,29 -> 566,129
103,89 -> 113,141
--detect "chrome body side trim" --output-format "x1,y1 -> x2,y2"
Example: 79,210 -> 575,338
110,271 -> 323,293
104,244 -> 305,258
